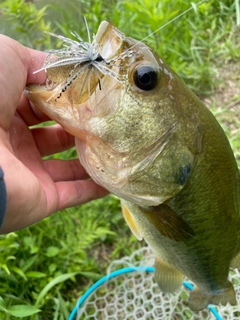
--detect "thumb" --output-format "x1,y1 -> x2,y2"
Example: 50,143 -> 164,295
0,35 -> 46,131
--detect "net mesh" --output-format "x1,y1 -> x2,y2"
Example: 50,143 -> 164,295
76,247 -> 240,320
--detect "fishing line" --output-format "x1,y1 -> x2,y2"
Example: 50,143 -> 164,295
35,0 -> 207,74
135,0 -> 206,43
32,0 -> 207,108
113,0 -> 207,61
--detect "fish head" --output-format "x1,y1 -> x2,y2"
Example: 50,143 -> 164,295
25,21 -> 202,206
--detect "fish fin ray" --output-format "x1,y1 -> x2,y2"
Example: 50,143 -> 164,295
188,282 -> 236,311
140,204 -> 195,242
121,203 -> 143,240
154,258 -> 184,293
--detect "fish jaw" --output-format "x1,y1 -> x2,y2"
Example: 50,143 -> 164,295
24,21 -> 128,141
24,84 -> 90,140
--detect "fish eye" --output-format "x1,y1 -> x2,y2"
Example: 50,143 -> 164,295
133,65 -> 158,91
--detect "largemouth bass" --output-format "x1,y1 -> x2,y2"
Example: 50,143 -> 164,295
25,21 -> 240,311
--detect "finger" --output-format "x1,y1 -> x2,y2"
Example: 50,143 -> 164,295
25,47 -> 47,85
43,159 -> 89,182
0,35 -> 46,131
31,124 -> 75,156
54,180 -> 109,211
0,35 -> 47,84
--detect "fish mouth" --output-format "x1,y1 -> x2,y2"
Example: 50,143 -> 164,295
25,20 -> 125,95
24,21 -> 127,136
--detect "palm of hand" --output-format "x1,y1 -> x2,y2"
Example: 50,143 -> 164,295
0,35 -> 107,233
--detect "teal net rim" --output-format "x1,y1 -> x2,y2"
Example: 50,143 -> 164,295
68,266 -> 222,320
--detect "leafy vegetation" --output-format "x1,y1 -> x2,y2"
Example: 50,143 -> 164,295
0,0 -> 239,318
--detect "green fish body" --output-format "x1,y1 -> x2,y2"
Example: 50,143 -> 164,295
25,21 -> 240,310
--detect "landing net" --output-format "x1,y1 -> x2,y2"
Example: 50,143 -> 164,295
70,247 -> 240,320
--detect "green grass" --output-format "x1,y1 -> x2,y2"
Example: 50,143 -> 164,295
0,196 -> 141,319
0,0 -> 240,318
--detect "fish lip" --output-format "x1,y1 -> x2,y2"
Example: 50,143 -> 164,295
24,84 -> 48,95
24,85 -> 46,102
24,84 -> 60,104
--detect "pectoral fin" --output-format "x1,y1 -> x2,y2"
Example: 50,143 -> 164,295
121,204 -> 143,240
154,258 -> 184,293
188,281 -> 237,311
141,204 -> 195,242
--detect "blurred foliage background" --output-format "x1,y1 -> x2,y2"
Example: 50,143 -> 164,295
0,0 -> 239,318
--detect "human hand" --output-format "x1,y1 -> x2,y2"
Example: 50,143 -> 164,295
0,35 -> 108,234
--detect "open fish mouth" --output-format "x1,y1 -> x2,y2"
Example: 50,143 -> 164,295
25,20 -> 135,107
